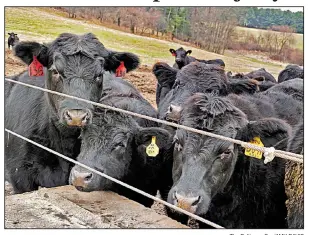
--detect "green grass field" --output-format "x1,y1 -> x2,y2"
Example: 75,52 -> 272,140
5,7 -> 301,78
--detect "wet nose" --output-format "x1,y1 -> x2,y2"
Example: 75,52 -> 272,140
70,169 -> 93,190
175,58 -> 182,63
173,191 -> 201,213
63,109 -> 92,127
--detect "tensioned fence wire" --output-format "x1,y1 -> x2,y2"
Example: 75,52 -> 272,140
5,78 -> 303,228
5,128 -> 224,228
5,78 -> 303,163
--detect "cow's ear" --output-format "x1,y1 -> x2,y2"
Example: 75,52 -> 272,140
169,49 -> 176,56
134,127 -> 173,163
186,50 -> 192,55
8,33 -> 12,36
237,118 -> 291,150
153,62 -> 178,86
14,41 -> 48,66
104,51 -> 140,73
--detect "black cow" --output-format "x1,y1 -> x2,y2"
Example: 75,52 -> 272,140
154,62 -> 260,120
162,80 -> 303,129
246,68 -> 277,83
227,68 -> 277,91
284,121 -> 304,229
8,32 -> 19,49
5,33 -> 140,194
169,47 -> 225,70
260,79 -> 303,127
100,72 -> 158,127
169,47 -> 195,69
69,74 -> 173,207
153,62 -> 178,106
263,78 -> 303,102
167,93 -> 291,228
199,59 -> 225,68
227,68 -> 276,83
278,64 -> 304,83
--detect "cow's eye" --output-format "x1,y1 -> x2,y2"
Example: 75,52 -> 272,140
113,142 -> 126,151
96,76 -> 103,86
51,70 -> 61,82
220,145 -> 234,160
173,136 -> 183,152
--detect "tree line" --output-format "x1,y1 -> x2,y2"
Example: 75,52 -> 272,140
242,7 -> 303,34
56,7 -> 303,64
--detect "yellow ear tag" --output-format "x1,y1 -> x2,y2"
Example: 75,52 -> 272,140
146,136 -> 159,157
244,136 -> 264,159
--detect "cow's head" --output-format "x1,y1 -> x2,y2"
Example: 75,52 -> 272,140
169,47 -> 192,68
69,110 -> 172,191
14,33 -> 139,127
157,62 -> 228,120
8,33 -> 19,46
167,93 -> 291,216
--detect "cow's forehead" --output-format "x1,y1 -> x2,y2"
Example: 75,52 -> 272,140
84,123 -> 132,145
176,48 -> 186,53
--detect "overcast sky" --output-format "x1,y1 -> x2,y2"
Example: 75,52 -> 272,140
258,7 -> 303,12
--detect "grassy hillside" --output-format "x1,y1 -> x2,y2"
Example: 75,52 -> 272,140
5,7 -> 290,77
236,26 -> 303,50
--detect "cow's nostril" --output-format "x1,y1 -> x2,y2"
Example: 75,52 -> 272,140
192,196 -> 201,206
82,112 -> 91,122
64,110 -> 72,121
75,186 -> 84,191
173,191 -> 179,202
84,173 -> 93,181
168,105 -> 173,112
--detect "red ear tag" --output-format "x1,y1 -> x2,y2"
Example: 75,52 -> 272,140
29,56 -> 44,77
172,53 -> 176,57
115,61 -> 127,77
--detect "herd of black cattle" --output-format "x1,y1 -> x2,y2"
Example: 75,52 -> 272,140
5,33 -> 304,229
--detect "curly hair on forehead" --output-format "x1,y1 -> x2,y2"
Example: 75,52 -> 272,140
180,93 -> 245,131
47,33 -> 109,62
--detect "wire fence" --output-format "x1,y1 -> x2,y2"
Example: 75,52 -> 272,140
4,78 -> 304,228
5,128 -> 224,228
5,78 -> 303,163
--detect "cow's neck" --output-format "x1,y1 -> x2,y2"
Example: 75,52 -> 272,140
205,154 -> 278,228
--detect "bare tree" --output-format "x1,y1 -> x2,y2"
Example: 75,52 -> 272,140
270,25 -> 296,55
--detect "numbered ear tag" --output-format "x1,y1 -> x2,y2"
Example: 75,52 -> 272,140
115,61 -> 127,77
146,136 -> 159,157
244,136 -> 264,159
29,56 -> 44,77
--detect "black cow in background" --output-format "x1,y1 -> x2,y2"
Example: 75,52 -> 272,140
227,68 -> 276,83
153,62 -> 260,120
169,47 -> 225,69
169,47 -> 195,69
70,73 -> 174,207
5,33 -> 140,194
167,93 -> 291,228
227,68 -> 277,91
100,73 -> 158,127
8,32 -> 19,49
199,58 -> 225,68
263,78 -> 303,102
278,64 -> 304,83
